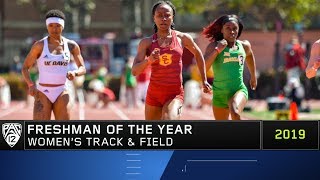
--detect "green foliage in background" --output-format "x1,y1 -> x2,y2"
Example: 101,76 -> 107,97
171,0 -> 213,14
16,0 -> 96,33
1,73 -> 27,100
172,0 -> 320,30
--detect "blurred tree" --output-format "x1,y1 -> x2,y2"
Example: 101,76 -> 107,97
171,0 -> 213,14
121,0 -> 140,37
64,0 -> 96,33
172,0 -> 320,30
16,0 -> 96,33
16,0 -> 48,14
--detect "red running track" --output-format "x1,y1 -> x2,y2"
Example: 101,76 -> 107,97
0,101 -> 217,120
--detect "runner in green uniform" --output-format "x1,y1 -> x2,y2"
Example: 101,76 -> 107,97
202,14 -> 257,120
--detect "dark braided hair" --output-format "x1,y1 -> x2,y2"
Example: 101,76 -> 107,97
152,1 -> 176,33
45,9 -> 65,20
202,14 -> 243,42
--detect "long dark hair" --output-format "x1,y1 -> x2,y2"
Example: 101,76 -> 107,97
152,1 -> 176,33
202,14 -> 243,42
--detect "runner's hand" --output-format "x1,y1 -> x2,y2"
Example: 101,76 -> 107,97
250,76 -> 257,90
216,39 -> 228,52
147,48 -> 160,64
28,84 -> 37,96
202,81 -> 212,94
313,58 -> 320,69
67,71 -> 76,80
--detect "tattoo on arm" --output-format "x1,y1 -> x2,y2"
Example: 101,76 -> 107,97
68,43 -> 76,52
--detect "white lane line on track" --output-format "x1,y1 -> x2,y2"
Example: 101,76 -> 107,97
109,102 -> 130,120
0,102 -> 25,119
76,89 -> 85,120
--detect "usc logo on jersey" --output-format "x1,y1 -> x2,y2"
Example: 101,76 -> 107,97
159,53 -> 172,66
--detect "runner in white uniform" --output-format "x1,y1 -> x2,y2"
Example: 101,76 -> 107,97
37,36 -> 70,103
21,9 -> 86,120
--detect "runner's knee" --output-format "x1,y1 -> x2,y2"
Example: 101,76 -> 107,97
162,99 -> 182,120
162,107 -> 181,120
229,100 -> 240,117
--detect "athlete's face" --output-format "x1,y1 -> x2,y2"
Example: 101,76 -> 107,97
221,21 -> 239,42
47,23 -> 63,37
153,4 -> 174,31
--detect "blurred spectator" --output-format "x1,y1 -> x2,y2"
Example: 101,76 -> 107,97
10,55 -> 22,73
184,79 -> 201,109
67,58 -> 86,109
130,31 -> 143,39
96,66 -> 108,84
122,56 -> 138,108
284,36 -> 306,83
0,76 -> 11,109
190,60 -> 214,84
184,61 -> 213,109
284,78 -> 305,110
283,36 -> 307,111
88,79 -> 115,108
25,65 -> 38,107
87,65 -> 115,109
136,63 -> 151,105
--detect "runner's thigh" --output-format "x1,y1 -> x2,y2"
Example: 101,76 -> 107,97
33,90 -> 52,120
145,104 -> 162,120
53,90 -> 70,120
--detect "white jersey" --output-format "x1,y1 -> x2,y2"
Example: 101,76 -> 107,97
37,36 -> 71,85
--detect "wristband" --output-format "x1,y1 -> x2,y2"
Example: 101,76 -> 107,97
75,72 -> 79,76
215,46 -> 221,54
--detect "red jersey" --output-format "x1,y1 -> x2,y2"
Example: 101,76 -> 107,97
147,30 -> 183,90
285,44 -> 306,70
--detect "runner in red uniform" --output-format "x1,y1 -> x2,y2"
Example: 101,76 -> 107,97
132,1 -> 211,120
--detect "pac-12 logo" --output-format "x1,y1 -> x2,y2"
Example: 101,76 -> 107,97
2,123 -> 22,148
